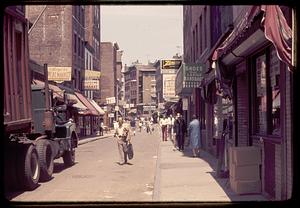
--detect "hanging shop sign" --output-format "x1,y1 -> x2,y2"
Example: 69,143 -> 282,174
48,67 -> 72,82
83,80 -> 100,90
106,97 -> 116,104
84,70 -> 101,80
175,63 -> 204,95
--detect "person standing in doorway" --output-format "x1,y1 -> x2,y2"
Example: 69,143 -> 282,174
174,113 -> 186,151
188,115 -> 201,157
115,117 -> 132,165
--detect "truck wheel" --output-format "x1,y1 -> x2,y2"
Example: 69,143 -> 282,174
63,148 -> 75,167
18,145 -> 40,190
36,140 -> 54,182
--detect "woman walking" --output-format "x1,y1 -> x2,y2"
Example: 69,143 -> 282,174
188,115 -> 201,157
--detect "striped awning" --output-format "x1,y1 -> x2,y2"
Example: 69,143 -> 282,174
74,92 -> 99,116
89,99 -> 105,115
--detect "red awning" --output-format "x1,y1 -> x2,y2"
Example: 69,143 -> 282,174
74,92 -> 99,116
261,5 -> 293,70
212,5 -> 293,71
212,6 -> 261,62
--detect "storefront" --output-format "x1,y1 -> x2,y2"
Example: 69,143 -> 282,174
210,6 -> 293,199
74,92 -> 100,136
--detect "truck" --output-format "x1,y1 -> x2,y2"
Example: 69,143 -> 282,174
3,6 -> 79,191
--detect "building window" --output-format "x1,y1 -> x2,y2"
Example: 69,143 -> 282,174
254,54 -> 268,135
204,6 -> 207,49
78,37 -> 81,57
74,33 -> 77,54
199,15 -> 202,54
252,46 -> 281,137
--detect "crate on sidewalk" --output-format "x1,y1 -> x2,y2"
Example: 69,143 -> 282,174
231,146 -> 261,166
230,177 -> 261,194
230,163 -> 260,181
228,146 -> 262,195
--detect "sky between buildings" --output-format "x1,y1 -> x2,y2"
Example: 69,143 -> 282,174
101,5 -> 183,66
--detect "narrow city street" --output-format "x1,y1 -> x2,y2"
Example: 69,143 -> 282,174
5,124 -> 268,203
6,126 -> 160,202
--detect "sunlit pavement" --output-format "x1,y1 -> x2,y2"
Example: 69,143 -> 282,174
153,135 -> 268,202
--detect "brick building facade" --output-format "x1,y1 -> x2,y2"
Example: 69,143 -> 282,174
182,5 -> 294,200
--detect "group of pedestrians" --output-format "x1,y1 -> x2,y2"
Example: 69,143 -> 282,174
159,113 -> 201,157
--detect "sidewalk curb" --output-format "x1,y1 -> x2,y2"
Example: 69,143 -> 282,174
152,140 -> 162,201
78,134 -> 114,146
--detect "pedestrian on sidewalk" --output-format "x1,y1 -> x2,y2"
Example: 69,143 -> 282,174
168,114 -> 175,142
99,121 -> 104,136
174,113 -> 186,151
115,117 -> 132,165
188,115 -> 201,157
159,115 -> 168,141
130,117 -> 136,136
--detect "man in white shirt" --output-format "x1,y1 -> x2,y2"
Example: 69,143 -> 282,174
115,117 -> 132,165
159,115 -> 168,141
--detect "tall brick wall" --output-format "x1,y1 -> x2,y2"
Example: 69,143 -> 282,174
236,61 -> 249,147
26,6 -> 72,68
100,42 -> 115,104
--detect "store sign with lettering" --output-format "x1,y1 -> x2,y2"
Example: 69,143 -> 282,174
48,67 -> 72,82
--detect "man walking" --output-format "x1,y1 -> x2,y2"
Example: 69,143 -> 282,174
115,117 -> 132,165
188,115 -> 201,157
130,117 -> 136,136
159,115 -> 168,141
174,113 -> 186,151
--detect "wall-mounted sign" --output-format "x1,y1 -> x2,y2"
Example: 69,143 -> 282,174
182,98 -> 188,110
83,80 -> 100,90
48,67 -> 72,82
163,74 -> 177,99
108,113 -> 115,118
106,97 -> 116,104
84,70 -> 101,80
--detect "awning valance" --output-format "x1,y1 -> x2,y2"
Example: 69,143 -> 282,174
212,6 -> 261,62
74,92 -> 99,116
66,93 -> 87,111
90,99 -> 105,115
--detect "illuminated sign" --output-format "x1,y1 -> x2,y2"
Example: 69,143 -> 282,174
161,59 -> 182,74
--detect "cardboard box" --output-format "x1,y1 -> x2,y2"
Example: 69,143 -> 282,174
230,163 -> 260,181
230,177 -> 261,194
232,146 -> 261,166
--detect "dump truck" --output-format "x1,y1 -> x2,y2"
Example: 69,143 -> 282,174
3,6 -> 79,191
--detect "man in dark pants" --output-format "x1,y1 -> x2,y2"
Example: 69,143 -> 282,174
174,113 -> 186,151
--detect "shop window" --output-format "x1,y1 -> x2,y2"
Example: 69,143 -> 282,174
254,54 -> 267,135
252,46 -> 281,137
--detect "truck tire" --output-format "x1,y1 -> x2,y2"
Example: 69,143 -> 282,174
36,140 -> 54,182
63,148 -> 75,167
18,145 -> 40,190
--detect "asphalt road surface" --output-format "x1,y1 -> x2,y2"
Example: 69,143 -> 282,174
5,125 -> 161,202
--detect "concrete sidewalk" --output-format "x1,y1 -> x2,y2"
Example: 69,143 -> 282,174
153,139 -> 267,202
78,133 -> 114,146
